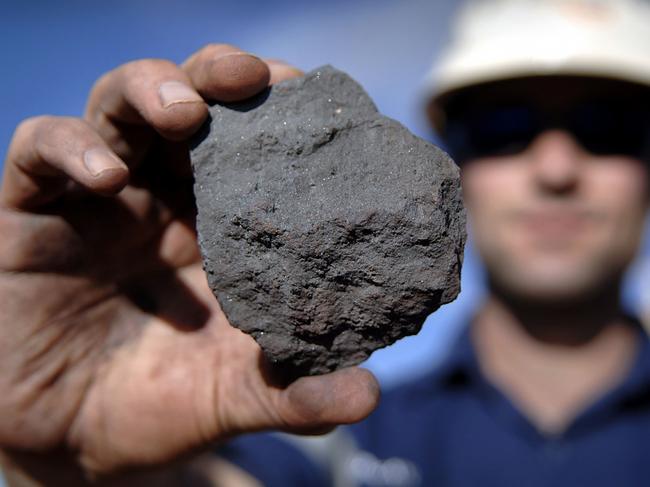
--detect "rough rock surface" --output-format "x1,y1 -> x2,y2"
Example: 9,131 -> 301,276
191,65 -> 466,377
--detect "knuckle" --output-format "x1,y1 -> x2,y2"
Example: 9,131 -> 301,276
32,117 -> 94,154
87,70 -> 114,110
15,115 -> 55,141
9,116 -> 98,167
0,208 -> 83,272
15,116 -> 62,158
123,58 -> 179,80
0,209 -> 32,270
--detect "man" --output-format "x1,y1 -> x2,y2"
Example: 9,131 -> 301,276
213,0 -> 650,486
1,0 -> 649,486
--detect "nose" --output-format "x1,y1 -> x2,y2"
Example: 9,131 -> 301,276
527,130 -> 585,194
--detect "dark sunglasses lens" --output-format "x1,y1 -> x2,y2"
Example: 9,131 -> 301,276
570,102 -> 649,157
446,106 -> 539,160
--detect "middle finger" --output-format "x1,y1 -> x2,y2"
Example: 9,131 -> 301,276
85,58 -> 208,164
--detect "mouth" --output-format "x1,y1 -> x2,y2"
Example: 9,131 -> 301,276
512,207 -> 604,239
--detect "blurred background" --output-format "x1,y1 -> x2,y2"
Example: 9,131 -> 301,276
1,0 -> 649,392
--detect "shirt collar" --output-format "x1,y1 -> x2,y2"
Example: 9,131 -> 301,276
433,317 -> 650,402
604,319 -> 650,405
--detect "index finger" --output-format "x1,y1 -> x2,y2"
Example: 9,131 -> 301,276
85,58 -> 209,159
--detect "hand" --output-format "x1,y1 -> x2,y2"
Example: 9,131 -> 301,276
0,44 -> 379,484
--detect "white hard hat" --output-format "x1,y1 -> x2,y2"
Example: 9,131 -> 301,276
427,0 -> 650,126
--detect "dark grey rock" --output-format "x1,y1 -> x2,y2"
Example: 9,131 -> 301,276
191,65 -> 466,377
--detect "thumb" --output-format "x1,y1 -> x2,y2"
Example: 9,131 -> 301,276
276,367 -> 380,434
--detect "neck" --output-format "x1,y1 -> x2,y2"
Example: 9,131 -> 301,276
487,279 -> 624,345
473,289 -> 638,435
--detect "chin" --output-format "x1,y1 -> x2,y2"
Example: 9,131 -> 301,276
489,262 -> 623,307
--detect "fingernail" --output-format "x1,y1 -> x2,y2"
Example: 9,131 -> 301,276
159,80 -> 203,108
83,148 -> 127,177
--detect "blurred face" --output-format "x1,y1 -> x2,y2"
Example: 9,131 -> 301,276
445,77 -> 650,304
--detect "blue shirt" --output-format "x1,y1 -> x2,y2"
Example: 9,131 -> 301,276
220,321 -> 650,487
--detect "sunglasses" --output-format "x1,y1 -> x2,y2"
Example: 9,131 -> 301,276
443,100 -> 650,162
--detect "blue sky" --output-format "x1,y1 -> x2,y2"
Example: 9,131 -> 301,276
0,0 -> 458,154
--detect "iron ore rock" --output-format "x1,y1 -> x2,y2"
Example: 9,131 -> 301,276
191,65 -> 466,377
